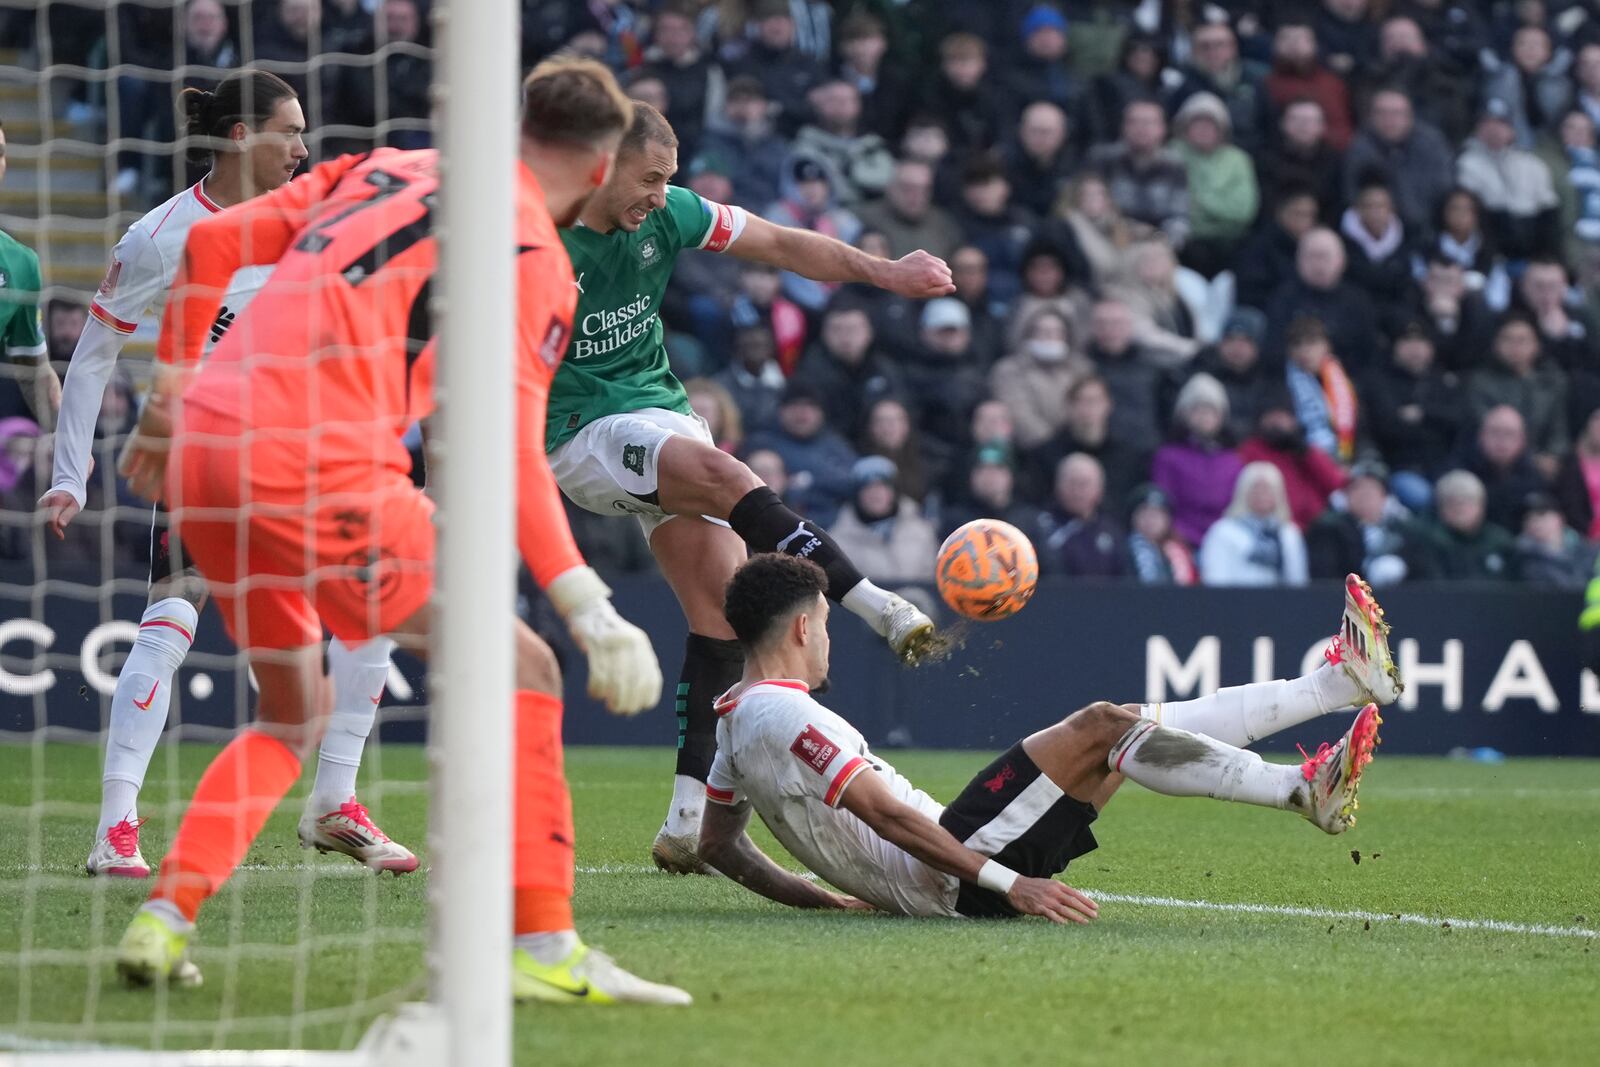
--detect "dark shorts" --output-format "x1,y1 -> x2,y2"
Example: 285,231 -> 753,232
146,501 -> 185,586
938,743 -> 1099,919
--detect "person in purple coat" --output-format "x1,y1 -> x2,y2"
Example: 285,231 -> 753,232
1151,373 -> 1244,545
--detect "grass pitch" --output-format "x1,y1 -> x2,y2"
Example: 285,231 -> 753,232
0,742 -> 1596,1065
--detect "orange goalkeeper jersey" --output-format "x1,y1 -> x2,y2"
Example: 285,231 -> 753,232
160,148 -> 585,587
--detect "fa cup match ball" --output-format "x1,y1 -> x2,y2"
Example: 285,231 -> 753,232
935,519 -> 1038,621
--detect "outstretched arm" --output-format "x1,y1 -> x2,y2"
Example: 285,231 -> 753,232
727,213 -> 955,299
838,769 -> 1099,925
698,798 -> 867,910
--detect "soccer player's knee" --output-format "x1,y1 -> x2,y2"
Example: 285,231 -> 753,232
1072,701 -> 1139,739
699,448 -> 760,502
149,570 -> 208,611
514,631 -> 562,694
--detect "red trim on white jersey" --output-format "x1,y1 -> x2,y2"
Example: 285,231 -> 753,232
89,301 -> 138,334
824,756 -> 870,807
705,784 -> 738,805
192,182 -> 222,214
712,678 -> 811,716
701,201 -> 737,252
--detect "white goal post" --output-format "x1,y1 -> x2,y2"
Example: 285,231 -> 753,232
8,0 -> 517,1063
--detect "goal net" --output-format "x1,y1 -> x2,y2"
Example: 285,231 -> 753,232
0,1 -> 513,1062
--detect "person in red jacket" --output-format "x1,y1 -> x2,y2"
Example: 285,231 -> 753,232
1264,20 -> 1353,151
1237,399 -> 1348,530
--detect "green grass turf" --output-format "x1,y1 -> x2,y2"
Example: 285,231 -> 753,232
0,743 -> 1596,1065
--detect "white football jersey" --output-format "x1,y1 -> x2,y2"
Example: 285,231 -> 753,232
707,680 -> 960,917
89,182 -> 272,341
52,182 -> 273,506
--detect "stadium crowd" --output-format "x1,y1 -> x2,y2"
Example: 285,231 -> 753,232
7,0 -> 1600,596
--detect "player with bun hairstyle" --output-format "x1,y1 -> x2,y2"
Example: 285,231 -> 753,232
41,69 -> 418,881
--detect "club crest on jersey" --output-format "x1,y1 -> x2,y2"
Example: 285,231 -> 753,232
636,235 -> 661,268
791,725 -> 840,775
539,320 -> 569,369
621,443 -> 647,476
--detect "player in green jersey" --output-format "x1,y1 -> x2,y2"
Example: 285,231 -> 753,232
0,119 -> 60,425
549,105 -> 955,873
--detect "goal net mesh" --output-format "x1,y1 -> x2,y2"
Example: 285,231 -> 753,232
0,0 -> 441,1053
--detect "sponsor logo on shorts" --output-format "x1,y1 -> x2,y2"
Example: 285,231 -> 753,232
790,725 -> 840,775
621,444 -> 647,476
775,521 -> 822,559
610,499 -> 650,516
637,235 -> 660,268
983,763 -> 1016,795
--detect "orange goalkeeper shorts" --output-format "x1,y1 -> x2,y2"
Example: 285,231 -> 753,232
167,408 -> 435,651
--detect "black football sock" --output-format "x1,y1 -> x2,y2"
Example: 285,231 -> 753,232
727,486 -> 868,603
673,633 -> 744,783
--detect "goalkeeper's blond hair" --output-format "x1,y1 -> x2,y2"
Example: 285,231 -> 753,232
521,56 -> 634,149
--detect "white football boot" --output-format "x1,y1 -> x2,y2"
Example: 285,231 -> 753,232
86,817 -> 152,878
298,797 -> 419,874
1324,573 -> 1404,707
1298,703 -> 1382,835
650,825 -> 719,876
880,594 -> 942,665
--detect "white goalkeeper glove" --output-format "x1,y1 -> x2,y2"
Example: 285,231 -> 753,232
545,566 -> 663,716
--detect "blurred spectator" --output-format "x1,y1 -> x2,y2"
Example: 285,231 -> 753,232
948,245 -> 1006,367
1256,99 -> 1345,224
713,325 -> 786,434
1514,491 -> 1592,588
1238,400 -> 1347,530
1167,18 -> 1271,155
765,157 -> 861,311
1264,20 -> 1354,151
685,378 -> 743,454
326,0 -> 433,151
322,0 -> 376,55
638,0 -> 720,159
1170,92 -> 1259,277
1314,0 -> 1378,76
1453,404 -> 1551,531
1546,108 -> 1600,278
942,444 -> 1043,538
988,307 -> 1089,450
1515,258 -> 1598,375
731,0 -> 822,131
1400,251 -> 1498,373
855,158 -> 963,260
1085,31 -> 1166,146
1424,187 -> 1512,313
1456,98 -> 1561,261
1035,453 -> 1127,578
1050,173 -> 1146,287
826,456 -> 939,586
562,497 -> 655,578
1170,307 -> 1276,442
1394,0 -> 1488,99
952,156 -> 1036,307
1284,316 -> 1359,463
792,78 -> 894,207
929,32 -> 1003,153
1466,317 -> 1569,475
857,397 -> 943,504
1361,15 -> 1473,144
1307,460 -> 1426,584
1264,227 -> 1380,373
1006,241 -> 1090,351
113,0 -> 237,199
1084,297 -> 1163,455
1111,240 -> 1208,365
1339,176 -> 1416,317
1125,484 -> 1198,586
1004,102 -> 1077,219
255,0 -> 317,93
1025,374 -> 1150,515
1417,469 -> 1515,580
625,73 -> 670,117
1006,4 -> 1078,114
0,416 -> 43,560
728,261 -> 807,373
699,75 -> 788,208
1236,185 -> 1321,310
44,298 -> 87,367
944,398 -> 1024,503
1152,373 -> 1243,547
1198,462 -> 1310,587
1480,24 -> 1571,150
667,158 -> 745,341
1577,42 -> 1600,131
834,11 -> 911,139
745,382 -> 857,525
897,115 -> 959,204
1087,99 -> 1190,247
792,299 -> 903,437
747,448 -> 791,504
1359,323 -> 1466,511
1343,88 -> 1455,237
1555,404 -> 1600,540
894,298 -> 988,445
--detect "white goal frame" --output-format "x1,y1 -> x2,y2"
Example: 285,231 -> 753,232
13,0 -> 517,1063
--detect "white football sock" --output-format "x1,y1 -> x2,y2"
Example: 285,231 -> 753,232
1138,663 -> 1358,749
1109,721 -> 1307,814
99,598 -> 197,838
662,774 -> 705,837
308,636 -> 394,815
841,580 -> 894,632
516,929 -> 579,965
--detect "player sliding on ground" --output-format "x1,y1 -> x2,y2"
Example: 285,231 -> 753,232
698,557 -> 1402,920
553,103 -> 956,874
38,70 -> 418,878
112,58 -> 688,1006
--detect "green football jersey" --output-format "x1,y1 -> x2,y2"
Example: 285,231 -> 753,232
548,184 -> 738,452
0,228 -> 46,363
